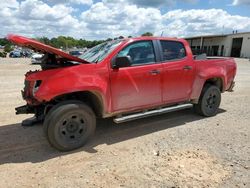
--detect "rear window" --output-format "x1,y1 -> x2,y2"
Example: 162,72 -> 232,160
160,41 -> 186,61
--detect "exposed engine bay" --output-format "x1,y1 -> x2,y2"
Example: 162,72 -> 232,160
39,53 -> 81,70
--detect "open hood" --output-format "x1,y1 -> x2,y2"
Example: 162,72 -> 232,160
7,34 -> 90,64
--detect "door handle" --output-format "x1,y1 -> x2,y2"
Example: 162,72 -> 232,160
183,65 -> 192,70
149,69 -> 160,75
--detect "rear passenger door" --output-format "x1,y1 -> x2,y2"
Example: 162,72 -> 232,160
160,40 -> 195,103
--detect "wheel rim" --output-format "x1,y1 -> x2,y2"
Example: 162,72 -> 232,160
58,113 -> 87,143
205,89 -> 220,112
206,92 -> 217,109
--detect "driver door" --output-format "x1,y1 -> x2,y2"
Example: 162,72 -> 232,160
110,41 -> 162,112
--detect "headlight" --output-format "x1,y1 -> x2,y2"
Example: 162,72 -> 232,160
32,80 -> 42,96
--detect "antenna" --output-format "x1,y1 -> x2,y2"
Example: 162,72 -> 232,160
161,31 -> 164,37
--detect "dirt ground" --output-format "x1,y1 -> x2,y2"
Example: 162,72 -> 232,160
0,57 -> 249,188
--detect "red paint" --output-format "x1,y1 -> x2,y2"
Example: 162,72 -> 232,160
110,63 -> 163,111
8,35 -> 237,117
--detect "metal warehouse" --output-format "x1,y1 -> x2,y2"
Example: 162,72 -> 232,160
185,31 -> 250,58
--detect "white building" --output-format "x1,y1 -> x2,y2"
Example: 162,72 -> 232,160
185,32 -> 250,58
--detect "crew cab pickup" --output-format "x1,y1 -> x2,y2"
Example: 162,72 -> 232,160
8,34 -> 236,151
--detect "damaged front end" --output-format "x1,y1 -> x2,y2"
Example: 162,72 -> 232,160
15,105 -> 35,115
15,70 -> 46,126
16,70 -> 43,111
6,34 -> 91,126
22,75 -> 42,104
15,104 -> 45,126
15,102 -> 46,126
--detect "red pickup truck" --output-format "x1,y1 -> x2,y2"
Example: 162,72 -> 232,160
8,34 -> 236,151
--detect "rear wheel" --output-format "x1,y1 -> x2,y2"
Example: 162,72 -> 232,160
194,84 -> 221,117
44,101 -> 96,151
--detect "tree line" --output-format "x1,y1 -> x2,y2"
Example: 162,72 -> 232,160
37,36 -> 106,49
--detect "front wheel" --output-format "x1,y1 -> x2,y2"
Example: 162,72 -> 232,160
44,101 -> 96,151
194,84 -> 221,117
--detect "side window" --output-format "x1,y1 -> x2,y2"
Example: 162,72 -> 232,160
117,41 -> 156,66
160,41 -> 186,61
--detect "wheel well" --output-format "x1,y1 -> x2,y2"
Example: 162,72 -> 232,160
51,91 -> 104,117
204,78 -> 223,91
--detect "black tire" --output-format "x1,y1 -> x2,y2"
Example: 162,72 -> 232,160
43,100 -> 96,151
194,84 -> 221,117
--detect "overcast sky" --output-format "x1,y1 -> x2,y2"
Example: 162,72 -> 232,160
1,0 -> 250,39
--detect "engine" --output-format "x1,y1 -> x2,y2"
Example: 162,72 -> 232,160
40,53 -> 80,70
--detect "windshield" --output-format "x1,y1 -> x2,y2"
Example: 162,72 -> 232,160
79,40 -> 123,63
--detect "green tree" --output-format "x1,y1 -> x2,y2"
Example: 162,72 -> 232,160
4,44 -> 13,53
0,38 -> 11,46
37,37 -> 50,45
141,32 -> 153,36
26,36 -> 106,49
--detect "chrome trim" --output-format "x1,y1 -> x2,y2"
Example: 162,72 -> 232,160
114,103 -> 193,123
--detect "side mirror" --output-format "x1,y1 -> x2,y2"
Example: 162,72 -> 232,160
112,56 -> 132,69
